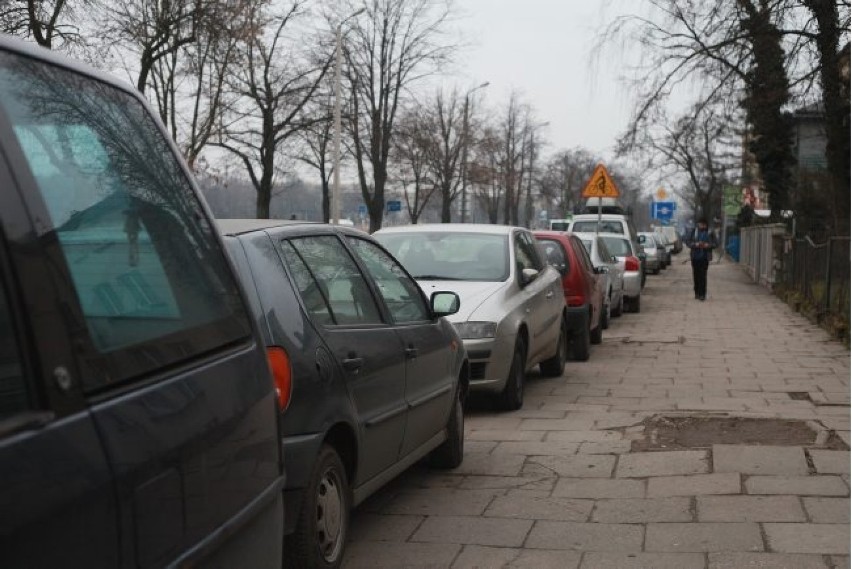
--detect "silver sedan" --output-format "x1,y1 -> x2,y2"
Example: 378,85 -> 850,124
374,224 -> 567,410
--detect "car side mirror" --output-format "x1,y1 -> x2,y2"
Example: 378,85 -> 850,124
430,291 -> 460,317
520,268 -> 539,286
638,235 -> 646,244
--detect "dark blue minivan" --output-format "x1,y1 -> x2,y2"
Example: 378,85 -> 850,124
0,37 -> 284,567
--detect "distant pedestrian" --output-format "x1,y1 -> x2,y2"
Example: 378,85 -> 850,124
686,218 -> 717,301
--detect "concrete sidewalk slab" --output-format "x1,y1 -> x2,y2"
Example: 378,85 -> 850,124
712,445 -> 809,475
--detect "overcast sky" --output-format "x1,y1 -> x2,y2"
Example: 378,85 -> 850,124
447,0 -> 638,162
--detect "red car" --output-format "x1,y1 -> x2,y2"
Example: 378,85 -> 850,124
534,231 -> 606,360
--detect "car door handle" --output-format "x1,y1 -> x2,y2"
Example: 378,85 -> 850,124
405,347 -> 418,359
342,356 -> 363,371
546,290 -> 554,299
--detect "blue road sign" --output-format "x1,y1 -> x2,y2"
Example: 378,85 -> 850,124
387,200 -> 402,212
652,201 -> 676,221
358,204 -> 367,215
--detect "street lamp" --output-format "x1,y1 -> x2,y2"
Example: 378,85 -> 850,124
331,7 -> 366,225
460,81 -> 489,223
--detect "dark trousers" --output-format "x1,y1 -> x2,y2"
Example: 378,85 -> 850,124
692,258 -> 709,298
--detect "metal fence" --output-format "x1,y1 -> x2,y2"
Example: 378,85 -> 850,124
739,224 -> 850,323
781,235 -> 851,319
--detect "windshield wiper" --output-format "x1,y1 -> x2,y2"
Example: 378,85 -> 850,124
412,274 -> 464,281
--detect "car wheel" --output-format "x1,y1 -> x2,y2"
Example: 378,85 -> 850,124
632,294 -> 641,313
571,317 -> 592,360
285,445 -> 350,569
429,385 -> 465,469
601,297 -> 611,330
497,336 -> 527,411
653,267 -> 660,275
612,293 -> 623,317
541,317 -> 567,376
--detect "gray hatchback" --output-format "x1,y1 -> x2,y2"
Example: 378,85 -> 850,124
219,220 -> 468,569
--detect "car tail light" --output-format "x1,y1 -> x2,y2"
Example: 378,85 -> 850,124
564,273 -> 586,307
625,256 -> 640,272
267,346 -> 292,411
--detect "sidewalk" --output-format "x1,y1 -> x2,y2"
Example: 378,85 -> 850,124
343,255 -> 851,569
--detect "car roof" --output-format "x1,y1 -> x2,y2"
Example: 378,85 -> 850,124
375,223 -> 517,235
217,218 -> 315,236
571,214 -> 630,221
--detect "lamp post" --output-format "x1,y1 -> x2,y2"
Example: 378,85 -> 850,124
331,8 -> 365,225
460,81 -> 489,223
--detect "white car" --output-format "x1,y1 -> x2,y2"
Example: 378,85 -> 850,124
374,224 -> 567,410
597,233 -> 643,313
572,232 -> 626,320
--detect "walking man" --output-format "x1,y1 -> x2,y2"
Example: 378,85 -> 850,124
686,218 -> 717,301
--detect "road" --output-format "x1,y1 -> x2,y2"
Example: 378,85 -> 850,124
343,254 -> 851,569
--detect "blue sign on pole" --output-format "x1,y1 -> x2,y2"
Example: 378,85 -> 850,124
652,201 -> 676,221
358,204 -> 367,215
387,200 -> 402,212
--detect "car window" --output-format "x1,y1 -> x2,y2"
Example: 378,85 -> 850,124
601,236 -> 632,257
571,238 -> 594,272
520,232 -> 545,270
579,239 -> 593,258
279,242 -> 334,326
0,278 -> 29,418
0,52 -> 250,390
537,238 -> 569,274
571,220 -> 625,234
283,236 -> 383,326
347,237 -> 430,324
598,239 -> 614,262
376,232 -> 509,282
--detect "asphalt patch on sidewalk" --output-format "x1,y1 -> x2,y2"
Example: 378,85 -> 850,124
631,416 -> 849,451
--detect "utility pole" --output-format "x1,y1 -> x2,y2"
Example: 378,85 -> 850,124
460,82 -> 489,223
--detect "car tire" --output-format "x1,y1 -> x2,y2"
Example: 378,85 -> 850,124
541,317 -> 567,376
571,317 -> 592,360
285,445 -> 350,569
429,385 -> 464,469
632,295 -> 641,313
653,266 -> 660,275
612,293 -> 623,317
601,297 -> 611,330
497,336 -> 526,411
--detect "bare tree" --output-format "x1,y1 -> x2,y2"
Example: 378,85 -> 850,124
390,106 -> 436,223
338,0 -> 455,232
0,0 -> 83,49
469,124 -> 502,224
418,87 -> 466,222
539,148 -> 598,219
498,92 -> 529,226
214,2 -> 332,218
295,88 -> 336,223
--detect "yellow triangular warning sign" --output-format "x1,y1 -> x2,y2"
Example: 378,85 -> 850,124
581,164 -> 621,198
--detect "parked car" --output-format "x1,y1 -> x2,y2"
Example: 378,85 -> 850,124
573,233 -> 626,320
598,234 -> 643,313
0,37 -> 285,568
375,224 -> 567,410
656,232 -> 675,265
534,231 -> 606,360
639,232 -> 663,274
655,225 -> 683,254
219,219 -> 467,569
568,213 -> 645,276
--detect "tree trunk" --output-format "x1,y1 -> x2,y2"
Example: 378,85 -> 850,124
441,193 -> 452,223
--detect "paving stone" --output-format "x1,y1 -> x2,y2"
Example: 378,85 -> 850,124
553,478 -> 645,499
764,523 -> 850,554
491,441 -> 580,455
457,475 -> 554,492
380,488 -> 500,516
467,430 -> 544,442
580,552 -> 706,569
525,454 -> 616,478
520,417 -> 598,431
484,491 -> 592,521
591,497 -> 692,522
342,542 -> 461,569
578,441 -> 633,454
411,516 -> 533,548
745,476 -> 849,496
450,453 -> 526,477
506,550 -> 582,569
348,513 -> 424,542
713,445 -> 809,476
525,521 -> 644,551
831,556 -> 850,569
616,450 -> 709,478
696,495 -> 807,522
809,450 -> 851,474
645,522 -> 764,552
708,552 -> 830,569
464,441 -> 497,454
545,430 -> 624,442
802,497 -> 850,523
450,545 -> 518,568
646,473 -> 741,497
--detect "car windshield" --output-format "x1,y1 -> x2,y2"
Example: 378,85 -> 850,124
376,232 -> 509,282
572,220 -> 624,234
601,236 -> 632,257
580,239 -> 593,256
